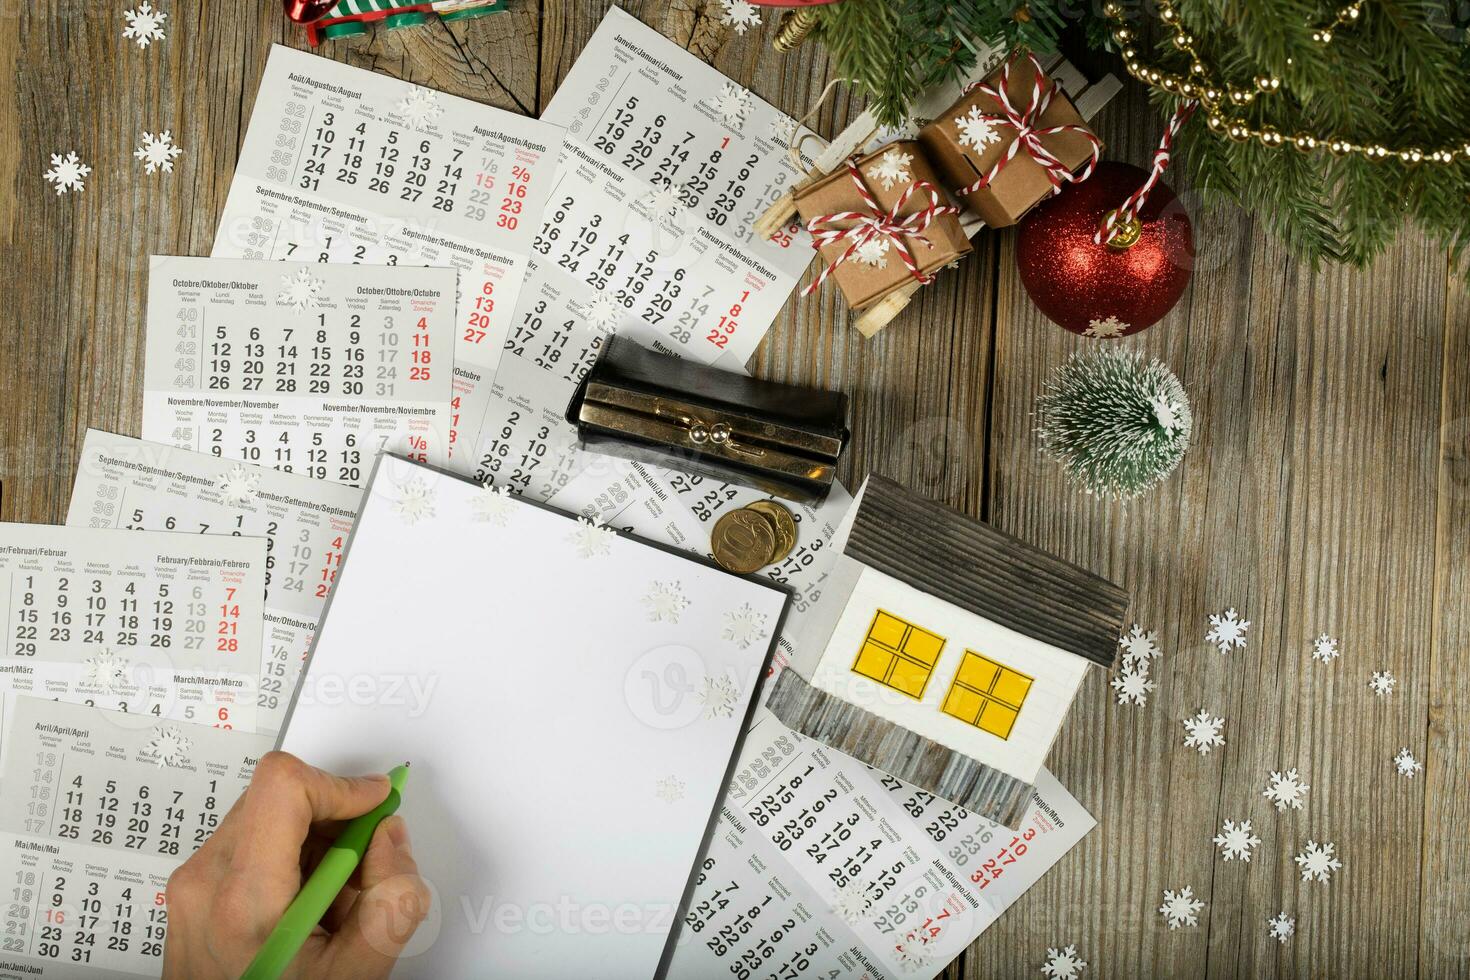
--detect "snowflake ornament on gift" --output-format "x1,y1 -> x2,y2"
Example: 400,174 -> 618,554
134,130 -> 182,174
955,105 -> 1001,150
568,517 -> 616,559
391,478 -> 437,526
146,726 -> 193,769
1118,625 -> 1161,671
122,2 -> 167,48
1158,886 -> 1204,929
1267,913 -> 1295,944
1262,768 -> 1310,811
713,82 -> 753,128
1041,944 -> 1087,980
220,464 -> 260,506
1294,840 -> 1342,882
1182,709 -> 1225,754
722,602 -> 767,649
1205,608 -> 1249,653
1369,670 -> 1397,696
1393,747 -> 1423,778
697,674 -> 741,720
44,152 -> 92,195
854,238 -> 891,268
1212,819 -> 1262,862
278,268 -> 323,311
397,88 -> 444,127
654,775 -> 685,804
1082,315 -> 1129,339
584,291 -> 623,334
719,0 -> 761,34
830,882 -> 872,927
642,581 -> 689,624
470,483 -> 516,526
1110,669 -> 1155,706
84,649 -> 130,694
865,148 -> 913,190
1311,633 -> 1340,663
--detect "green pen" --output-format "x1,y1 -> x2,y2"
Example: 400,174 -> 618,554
240,763 -> 410,980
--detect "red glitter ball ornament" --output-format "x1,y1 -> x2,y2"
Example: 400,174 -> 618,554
1016,161 -> 1194,339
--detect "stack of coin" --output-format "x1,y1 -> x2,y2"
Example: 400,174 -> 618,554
711,500 -> 798,573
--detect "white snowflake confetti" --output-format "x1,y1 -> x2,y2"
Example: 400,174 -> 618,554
720,0 -> 761,34
854,238 -> 891,268
84,649 -> 129,694
1311,633 -> 1340,663
1294,840 -> 1342,882
391,478 -> 437,526
894,933 -> 937,973
584,291 -> 623,334
1267,912 -> 1295,944
1182,709 -> 1225,754
1393,747 -> 1423,778
134,130 -> 182,174
1262,769 -> 1310,811
277,268 -> 323,311
1150,393 -> 1185,433
146,726 -> 193,769
397,87 -> 444,127
644,180 -> 684,222
655,774 -> 685,803
43,151 -> 92,195
642,580 -> 689,624
1205,608 -> 1250,653
1041,944 -> 1086,980
470,483 -> 516,526
1369,670 -> 1396,696
697,674 -> 742,720
866,147 -> 913,190
1083,315 -> 1129,339
830,882 -> 871,927
1110,669 -> 1156,706
1212,819 -> 1262,862
767,116 -> 798,146
713,82 -> 753,128
1158,886 -> 1205,929
1118,624 -> 1161,670
568,517 -> 616,558
955,105 -> 1002,150
722,602 -> 768,649
219,464 -> 260,506
122,2 -> 167,48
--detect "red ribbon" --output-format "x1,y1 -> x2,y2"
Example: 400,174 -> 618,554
1095,100 -> 1197,245
802,159 -> 959,296
956,52 -> 1101,199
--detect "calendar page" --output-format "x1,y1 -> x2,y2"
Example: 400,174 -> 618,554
66,430 -> 364,736
0,696 -> 267,860
210,43 -> 565,458
665,711 -> 1093,980
0,525 -> 266,734
141,256 -> 457,484
0,830 -> 175,978
462,6 -> 823,498
547,458 -> 852,668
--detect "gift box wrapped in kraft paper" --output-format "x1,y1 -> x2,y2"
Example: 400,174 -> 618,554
919,52 -> 1103,228
792,140 -> 971,310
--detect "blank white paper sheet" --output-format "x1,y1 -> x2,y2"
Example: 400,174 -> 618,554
280,455 -> 789,979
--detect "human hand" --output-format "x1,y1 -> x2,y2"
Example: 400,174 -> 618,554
162,751 -> 431,979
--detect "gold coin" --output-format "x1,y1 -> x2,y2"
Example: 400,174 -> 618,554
712,508 -> 776,574
746,500 -> 797,565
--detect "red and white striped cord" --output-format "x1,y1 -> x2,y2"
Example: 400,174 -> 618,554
1095,100 -> 1197,245
802,159 -> 959,295
956,51 -> 1102,198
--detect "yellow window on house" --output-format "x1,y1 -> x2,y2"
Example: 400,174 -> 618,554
942,651 -> 1033,739
851,610 -> 946,699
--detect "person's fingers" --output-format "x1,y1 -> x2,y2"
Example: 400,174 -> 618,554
230,752 -> 390,879
326,817 -> 432,976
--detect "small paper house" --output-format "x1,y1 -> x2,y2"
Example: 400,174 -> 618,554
766,475 -> 1128,828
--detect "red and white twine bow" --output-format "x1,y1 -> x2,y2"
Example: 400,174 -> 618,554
957,52 -> 1102,198
1095,100 -> 1197,245
802,159 -> 959,295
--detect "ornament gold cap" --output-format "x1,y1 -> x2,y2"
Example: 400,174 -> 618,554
1101,210 -> 1143,250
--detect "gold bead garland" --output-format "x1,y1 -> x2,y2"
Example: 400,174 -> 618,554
1101,0 -> 1468,165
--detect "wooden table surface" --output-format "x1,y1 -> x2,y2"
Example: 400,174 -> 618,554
2,2 -> 1466,977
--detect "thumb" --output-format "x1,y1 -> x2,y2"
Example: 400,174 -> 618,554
328,816 -> 432,976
